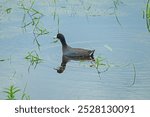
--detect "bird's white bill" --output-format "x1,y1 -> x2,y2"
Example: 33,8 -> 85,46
53,36 -> 57,39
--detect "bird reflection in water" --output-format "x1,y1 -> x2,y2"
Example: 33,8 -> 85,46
55,55 -> 95,73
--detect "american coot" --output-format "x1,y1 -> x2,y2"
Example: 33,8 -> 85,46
54,33 -> 95,73
56,33 -> 95,59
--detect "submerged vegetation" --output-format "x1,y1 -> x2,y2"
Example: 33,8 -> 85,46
146,0 -> 150,32
112,0 -> 123,26
2,72 -> 30,100
0,58 -> 8,62
3,85 -> 20,100
90,56 -> 110,78
3,84 -> 30,100
25,51 -> 42,71
79,56 -> 110,78
18,0 -> 49,49
0,56 -> 11,63
131,64 -> 136,86
0,1 -> 12,20
5,7 -> 12,14
81,56 -> 136,86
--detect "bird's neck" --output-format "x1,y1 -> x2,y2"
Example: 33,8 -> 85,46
60,38 -> 68,47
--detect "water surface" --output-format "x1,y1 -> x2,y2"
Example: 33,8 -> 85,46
0,0 -> 150,99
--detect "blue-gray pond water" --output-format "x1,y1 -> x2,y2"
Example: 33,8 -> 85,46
0,0 -> 150,99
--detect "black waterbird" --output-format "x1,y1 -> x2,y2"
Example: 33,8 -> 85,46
56,33 -> 95,59
54,33 -> 95,73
